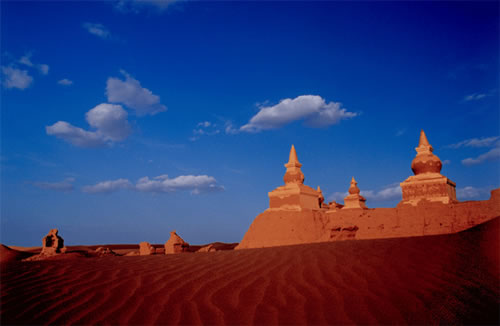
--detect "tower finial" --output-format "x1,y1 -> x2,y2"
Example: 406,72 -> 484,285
286,144 -> 302,168
419,129 -> 430,147
283,145 -> 304,184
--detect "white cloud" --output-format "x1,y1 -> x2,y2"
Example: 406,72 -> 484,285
19,54 -> 34,67
83,174 -> 224,195
106,70 -> 167,116
18,54 -> 49,75
447,136 -> 499,149
464,93 -> 487,101
442,159 -> 451,165
136,174 -> 224,194
46,121 -> 106,147
1,66 -> 33,89
85,103 -> 131,141
456,186 -> 492,200
190,121 -> 220,141
58,79 -> 73,86
327,184 -> 402,203
361,185 -> 402,201
462,146 -> 500,166
224,121 -> 239,135
46,103 -> 131,147
83,22 -> 111,39
32,177 -> 75,192
240,95 -> 357,132
83,178 -> 132,193
327,191 -> 348,203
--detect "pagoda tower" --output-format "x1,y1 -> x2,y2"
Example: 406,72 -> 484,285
400,130 -> 457,205
268,145 -> 322,210
343,177 -> 367,209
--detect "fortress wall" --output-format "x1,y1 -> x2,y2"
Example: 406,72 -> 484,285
237,190 -> 500,249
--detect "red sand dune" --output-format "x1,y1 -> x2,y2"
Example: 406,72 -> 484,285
0,245 -> 34,264
1,218 -> 498,325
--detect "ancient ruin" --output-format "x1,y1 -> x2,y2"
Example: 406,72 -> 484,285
139,241 -> 156,255
343,177 -> 367,209
236,131 -> 500,249
400,130 -> 457,205
41,229 -> 66,255
164,231 -> 190,254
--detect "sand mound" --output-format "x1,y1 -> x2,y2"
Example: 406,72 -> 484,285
1,218 -> 498,325
0,244 -> 33,264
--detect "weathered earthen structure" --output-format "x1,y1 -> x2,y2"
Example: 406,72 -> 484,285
139,241 -> 156,255
164,231 -> 189,254
343,177 -> 367,209
41,229 -> 66,255
237,131 -> 500,249
400,130 -> 457,205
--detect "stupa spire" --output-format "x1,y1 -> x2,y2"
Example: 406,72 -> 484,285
416,129 -> 433,153
286,144 -> 302,168
283,145 -> 304,184
419,129 -> 430,147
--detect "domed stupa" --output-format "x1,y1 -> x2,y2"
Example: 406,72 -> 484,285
343,177 -> 367,209
268,145 -> 322,210
411,130 -> 442,175
400,130 -> 456,205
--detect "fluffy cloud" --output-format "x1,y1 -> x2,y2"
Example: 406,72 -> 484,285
83,22 -> 111,39
46,121 -> 106,147
18,54 -> 49,75
85,103 -> 131,141
190,121 -> 220,141
32,177 -> 75,192
83,178 -> 132,193
447,136 -> 499,149
240,95 -> 357,132
58,79 -> 73,86
456,186 -> 493,200
136,174 -> 224,194
83,174 -> 224,195
106,70 -> 167,116
462,146 -> 500,166
362,185 -> 402,201
1,66 -> 33,89
46,103 -> 131,147
327,191 -> 348,203
328,184 -> 402,203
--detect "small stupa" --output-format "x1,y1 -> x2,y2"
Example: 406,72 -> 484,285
343,177 -> 367,209
317,186 -> 326,208
268,145 -> 322,210
400,130 -> 456,205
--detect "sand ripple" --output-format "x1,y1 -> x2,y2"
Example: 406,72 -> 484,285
1,218 -> 498,325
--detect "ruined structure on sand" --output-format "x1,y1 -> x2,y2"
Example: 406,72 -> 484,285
236,131 -> 500,249
164,231 -> 190,254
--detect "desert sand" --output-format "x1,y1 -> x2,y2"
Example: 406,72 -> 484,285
1,217 -> 498,325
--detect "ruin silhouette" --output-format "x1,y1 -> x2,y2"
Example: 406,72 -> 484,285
237,130 -> 500,249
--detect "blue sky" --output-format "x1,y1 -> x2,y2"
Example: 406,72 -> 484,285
1,1 -> 499,246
